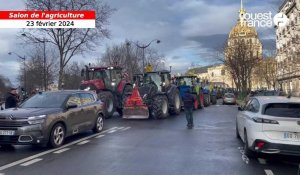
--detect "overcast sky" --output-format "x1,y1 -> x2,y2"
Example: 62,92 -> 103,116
0,0 -> 282,86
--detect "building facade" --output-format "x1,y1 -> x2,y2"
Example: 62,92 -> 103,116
276,0 -> 300,96
196,1 -> 266,90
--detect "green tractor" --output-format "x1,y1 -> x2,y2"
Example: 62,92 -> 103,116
123,70 -> 181,119
173,75 -> 204,110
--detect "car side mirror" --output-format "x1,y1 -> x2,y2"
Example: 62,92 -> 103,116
66,103 -> 78,110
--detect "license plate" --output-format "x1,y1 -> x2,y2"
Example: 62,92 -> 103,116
283,132 -> 300,141
0,130 -> 15,136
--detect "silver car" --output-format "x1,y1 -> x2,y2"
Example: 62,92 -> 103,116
223,93 -> 236,105
0,90 -> 104,148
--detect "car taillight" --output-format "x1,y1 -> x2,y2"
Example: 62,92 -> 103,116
252,117 -> 279,124
255,141 -> 265,150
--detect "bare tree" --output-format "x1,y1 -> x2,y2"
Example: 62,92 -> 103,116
63,61 -> 84,89
253,57 -> 277,90
22,0 -> 115,89
220,39 -> 261,93
18,48 -> 57,93
100,41 -> 165,79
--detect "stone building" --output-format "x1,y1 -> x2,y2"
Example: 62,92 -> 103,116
276,0 -> 300,96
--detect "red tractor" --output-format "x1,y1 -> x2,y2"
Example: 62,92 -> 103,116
80,66 -> 133,118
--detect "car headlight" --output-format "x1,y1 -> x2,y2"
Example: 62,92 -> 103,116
111,82 -> 116,86
28,115 -> 46,125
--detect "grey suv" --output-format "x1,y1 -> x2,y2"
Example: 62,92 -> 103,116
0,90 -> 104,148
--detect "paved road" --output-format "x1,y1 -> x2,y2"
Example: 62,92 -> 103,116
0,104 -> 300,175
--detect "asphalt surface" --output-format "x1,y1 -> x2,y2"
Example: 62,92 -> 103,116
0,102 -> 300,175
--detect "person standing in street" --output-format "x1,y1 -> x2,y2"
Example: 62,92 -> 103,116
182,88 -> 196,129
5,88 -> 19,109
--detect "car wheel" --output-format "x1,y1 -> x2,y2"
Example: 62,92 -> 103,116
49,123 -> 65,148
244,131 -> 254,158
236,124 -> 240,139
93,114 -> 104,133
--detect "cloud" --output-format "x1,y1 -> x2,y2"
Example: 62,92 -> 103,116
0,0 -> 279,84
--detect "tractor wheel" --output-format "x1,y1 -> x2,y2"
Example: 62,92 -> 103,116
169,90 -> 181,115
204,94 -> 210,107
193,95 -> 199,110
211,95 -> 217,105
151,95 -> 169,120
117,85 -> 133,117
198,95 -> 204,109
98,92 -> 115,119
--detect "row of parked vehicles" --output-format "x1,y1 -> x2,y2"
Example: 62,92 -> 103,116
0,65 -> 217,148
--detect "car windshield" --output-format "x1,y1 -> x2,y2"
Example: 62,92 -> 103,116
21,93 -> 69,108
144,73 -> 161,87
264,103 -> 300,118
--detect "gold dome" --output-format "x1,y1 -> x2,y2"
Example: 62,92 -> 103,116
229,0 -> 258,39
229,22 -> 258,39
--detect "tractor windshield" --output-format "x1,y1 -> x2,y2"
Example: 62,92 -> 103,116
144,73 -> 161,88
87,70 -> 110,80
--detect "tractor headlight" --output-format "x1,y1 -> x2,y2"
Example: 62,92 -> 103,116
27,115 -> 46,125
84,87 -> 91,91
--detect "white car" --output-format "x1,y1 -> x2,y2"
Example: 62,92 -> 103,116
236,96 -> 300,157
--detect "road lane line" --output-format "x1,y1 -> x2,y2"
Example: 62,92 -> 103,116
117,127 -> 125,130
121,127 -> 131,131
77,140 -> 90,145
264,170 -> 274,175
95,135 -> 105,138
0,128 -> 111,171
108,130 -> 117,133
258,158 -> 267,165
101,127 -> 119,134
20,158 -> 43,167
53,148 -> 70,154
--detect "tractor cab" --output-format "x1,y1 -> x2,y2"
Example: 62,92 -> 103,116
80,66 -> 123,92
143,70 -> 171,92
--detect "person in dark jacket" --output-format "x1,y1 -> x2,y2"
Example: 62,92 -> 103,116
5,88 -> 18,109
182,88 -> 196,129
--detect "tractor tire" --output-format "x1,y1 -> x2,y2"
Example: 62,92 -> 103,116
151,95 -> 169,120
98,92 -> 115,119
169,90 -> 181,115
193,95 -> 199,110
211,95 -> 217,105
117,85 -> 133,117
203,94 -> 210,107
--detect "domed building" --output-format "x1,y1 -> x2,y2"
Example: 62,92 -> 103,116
226,1 -> 262,58
224,0 -> 264,90
196,0 -> 266,90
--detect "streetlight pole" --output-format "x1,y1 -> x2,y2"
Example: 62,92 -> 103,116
8,52 -> 26,96
129,39 -> 161,74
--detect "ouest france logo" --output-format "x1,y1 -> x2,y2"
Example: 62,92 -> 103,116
241,12 -> 289,28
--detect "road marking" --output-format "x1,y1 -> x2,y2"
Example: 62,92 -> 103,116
0,128 -> 112,171
20,158 -> 43,167
108,130 -> 117,133
121,127 -> 131,131
77,140 -> 90,145
95,135 -> 105,138
264,170 -> 274,175
101,127 -> 118,134
53,148 -> 70,154
117,127 -> 125,130
258,158 -> 267,165
0,173 -> 5,175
